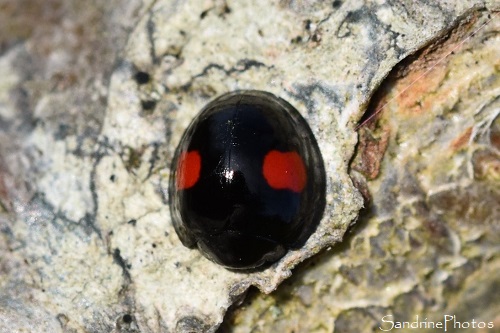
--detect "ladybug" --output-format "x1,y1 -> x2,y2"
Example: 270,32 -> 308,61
169,90 -> 326,269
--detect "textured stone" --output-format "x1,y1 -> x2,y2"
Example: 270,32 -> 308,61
0,1 -> 498,332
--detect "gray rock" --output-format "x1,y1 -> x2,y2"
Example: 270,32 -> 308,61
0,0 -> 498,332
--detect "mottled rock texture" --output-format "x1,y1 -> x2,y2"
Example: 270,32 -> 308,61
0,1 -> 498,332
222,8 -> 500,333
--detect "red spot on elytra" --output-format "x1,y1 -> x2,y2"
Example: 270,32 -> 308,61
176,150 -> 201,190
262,150 -> 307,192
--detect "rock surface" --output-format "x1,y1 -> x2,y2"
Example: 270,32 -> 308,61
0,1 -> 498,332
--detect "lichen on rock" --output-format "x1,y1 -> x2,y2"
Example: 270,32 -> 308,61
0,1 -> 498,332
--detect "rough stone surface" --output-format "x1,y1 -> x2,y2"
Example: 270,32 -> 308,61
0,1 -> 498,332
223,7 -> 500,333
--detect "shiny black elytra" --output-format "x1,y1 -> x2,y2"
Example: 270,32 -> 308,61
169,90 -> 326,270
